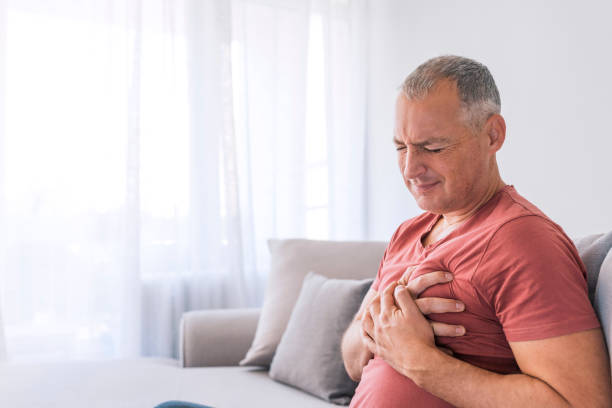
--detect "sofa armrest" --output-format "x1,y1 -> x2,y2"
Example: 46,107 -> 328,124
180,308 -> 260,367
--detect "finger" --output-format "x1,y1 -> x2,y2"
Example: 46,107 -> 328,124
367,293 -> 380,308
368,296 -> 381,317
362,312 -> 375,338
439,347 -> 454,356
358,294 -> 377,321
381,282 -> 399,315
408,271 -> 453,296
398,265 -> 417,285
393,284 -> 419,313
361,328 -> 377,355
415,297 -> 465,315
431,321 -> 466,337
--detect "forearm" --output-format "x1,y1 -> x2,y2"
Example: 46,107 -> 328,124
407,348 -> 570,408
341,319 -> 373,382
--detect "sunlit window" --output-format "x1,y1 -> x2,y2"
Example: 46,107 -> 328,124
2,7 -> 193,361
1,3 -> 334,362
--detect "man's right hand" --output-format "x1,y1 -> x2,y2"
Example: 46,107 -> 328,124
341,268 -> 465,381
379,267 -> 466,337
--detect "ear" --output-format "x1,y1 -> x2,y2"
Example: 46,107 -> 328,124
484,114 -> 506,153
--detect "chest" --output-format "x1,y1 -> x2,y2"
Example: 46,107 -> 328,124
378,230 -> 495,319
377,227 -> 516,357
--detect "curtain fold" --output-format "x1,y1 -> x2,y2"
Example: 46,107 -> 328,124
0,0 -> 8,362
0,0 -> 369,361
121,0 -> 143,359
321,0 -> 368,240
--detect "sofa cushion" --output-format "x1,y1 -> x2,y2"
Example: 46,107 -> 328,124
573,231 -> 612,371
574,231 -> 612,302
240,239 -> 387,367
269,272 -> 372,405
0,359 -> 335,408
594,248 -> 612,354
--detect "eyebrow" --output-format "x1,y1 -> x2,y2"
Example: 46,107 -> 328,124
392,136 -> 449,147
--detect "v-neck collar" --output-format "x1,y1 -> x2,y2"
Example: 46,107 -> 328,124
417,185 -> 512,253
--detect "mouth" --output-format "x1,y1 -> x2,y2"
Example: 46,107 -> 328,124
411,181 -> 440,194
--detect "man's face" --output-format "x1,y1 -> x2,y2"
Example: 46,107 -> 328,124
394,80 -> 492,215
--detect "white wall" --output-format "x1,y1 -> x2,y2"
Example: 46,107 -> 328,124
366,0 -> 612,241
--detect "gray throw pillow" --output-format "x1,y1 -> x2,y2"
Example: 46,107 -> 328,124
240,239 -> 386,367
269,272 -> 373,405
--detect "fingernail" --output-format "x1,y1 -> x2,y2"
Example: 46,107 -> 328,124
445,273 -> 453,281
456,302 -> 464,311
456,327 -> 465,335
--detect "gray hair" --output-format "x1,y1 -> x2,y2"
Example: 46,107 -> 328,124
401,55 -> 501,131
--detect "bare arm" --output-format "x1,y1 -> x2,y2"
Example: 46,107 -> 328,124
366,283 -> 612,407
341,289 -> 377,381
405,328 -> 611,407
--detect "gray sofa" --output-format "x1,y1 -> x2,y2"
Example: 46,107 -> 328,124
0,235 -> 610,408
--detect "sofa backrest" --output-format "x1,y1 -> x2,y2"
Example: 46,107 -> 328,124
595,249 -> 612,357
574,232 -> 612,356
561,232 -> 612,375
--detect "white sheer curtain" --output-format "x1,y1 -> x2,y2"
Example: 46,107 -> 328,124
0,0 -> 7,362
0,0 -> 368,362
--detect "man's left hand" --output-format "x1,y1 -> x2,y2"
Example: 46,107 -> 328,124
362,281 -> 442,379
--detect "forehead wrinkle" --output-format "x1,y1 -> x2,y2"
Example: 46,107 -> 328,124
409,137 -> 450,147
398,115 -> 451,145
393,131 -> 450,146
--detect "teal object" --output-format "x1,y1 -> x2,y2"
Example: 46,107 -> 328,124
155,401 -> 213,408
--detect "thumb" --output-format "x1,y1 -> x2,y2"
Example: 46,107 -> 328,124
393,284 -> 418,313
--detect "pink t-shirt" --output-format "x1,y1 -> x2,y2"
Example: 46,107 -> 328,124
350,185 -> 600,408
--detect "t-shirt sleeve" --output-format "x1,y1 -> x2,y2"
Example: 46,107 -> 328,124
474,216 -> 601,342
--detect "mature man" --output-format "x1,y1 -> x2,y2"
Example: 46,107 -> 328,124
341,56 -> 612,407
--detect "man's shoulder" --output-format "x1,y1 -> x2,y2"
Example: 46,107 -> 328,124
478,185 -> 564,236
488,185 -> 543,219
473,187 -> 583,280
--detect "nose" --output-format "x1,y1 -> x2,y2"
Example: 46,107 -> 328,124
402,147 -> 427,181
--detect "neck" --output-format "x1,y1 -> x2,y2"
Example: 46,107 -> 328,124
442,173 -> 505,227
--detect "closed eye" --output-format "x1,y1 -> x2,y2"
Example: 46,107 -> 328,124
425,147 -> 444,153
395,146 -> 407,151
